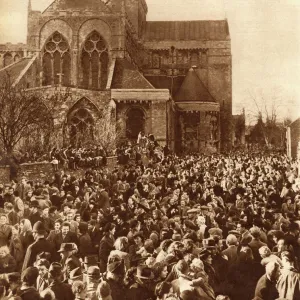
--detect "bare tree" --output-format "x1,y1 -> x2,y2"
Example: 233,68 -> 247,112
247,88 -> 289,148
0,76 -> 70,158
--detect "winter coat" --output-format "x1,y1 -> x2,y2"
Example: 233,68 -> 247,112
98,189 -> 110,209
254,274 -> 279,300
9,236 -> 25,265
0,224 -> 12,247
19,287 -> 40,300
276,267 -> 300,300
99,235 -> 115,267
79,232 -> 93,258
126,282 -> 155,300
20,231 -> 34,250
47,280 -> 75,300
22,237 -> 55,272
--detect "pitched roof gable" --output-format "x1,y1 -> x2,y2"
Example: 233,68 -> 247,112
175,67 -> 216,103
111,58 -> 154,89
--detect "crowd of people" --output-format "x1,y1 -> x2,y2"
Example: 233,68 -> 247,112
0,148 -> 300,300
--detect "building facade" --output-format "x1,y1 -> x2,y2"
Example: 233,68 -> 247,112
287,118 -> 300,160
0,0 -> 233,153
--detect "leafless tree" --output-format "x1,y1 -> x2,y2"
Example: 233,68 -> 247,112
247,88 -> 290,148
0,76 -> 70,158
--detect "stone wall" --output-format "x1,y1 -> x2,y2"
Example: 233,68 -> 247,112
0,157 -> 118,184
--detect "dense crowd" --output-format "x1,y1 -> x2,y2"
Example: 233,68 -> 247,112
0,149 -> 300,300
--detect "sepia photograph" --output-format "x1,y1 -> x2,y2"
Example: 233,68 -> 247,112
0,0 -> 299,299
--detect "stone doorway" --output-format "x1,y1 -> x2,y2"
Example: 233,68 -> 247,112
126,107 -> 145,139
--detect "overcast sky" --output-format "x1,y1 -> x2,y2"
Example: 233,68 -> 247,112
0,0 -> 299,123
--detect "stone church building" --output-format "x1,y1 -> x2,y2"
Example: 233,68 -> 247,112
0,0 -> 233,153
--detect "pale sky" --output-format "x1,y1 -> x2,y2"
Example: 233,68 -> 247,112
0,0 -> 299,123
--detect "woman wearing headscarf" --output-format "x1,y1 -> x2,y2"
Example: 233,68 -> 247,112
19,219 -> 34,249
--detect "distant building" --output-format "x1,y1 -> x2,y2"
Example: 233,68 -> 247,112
0,0 -> 233,153
287,118 -> 300,159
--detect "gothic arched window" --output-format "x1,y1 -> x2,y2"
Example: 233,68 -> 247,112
81,31 -> 109,90
69,108 -> 94,147
42,32 -> 71,86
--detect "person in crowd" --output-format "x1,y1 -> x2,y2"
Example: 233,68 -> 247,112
9,224 -> 24,270
71,281 -> 87,300
22,221 -> 55,272
19,267 -> 40,300
45,262 -> 75,300
35,258 -> 50,293
276,250 -> 300,299
19,219 -> 34,250
0,245 -> 17,274
99,223 -> 116,272
0,214 -> 12,247
254,261 -> 280,300
86,266 -> 101,300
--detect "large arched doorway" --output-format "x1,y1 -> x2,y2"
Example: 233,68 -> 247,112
126,108 -> 145,139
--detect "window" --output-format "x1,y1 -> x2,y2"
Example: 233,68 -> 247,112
81,31 -> 109,90
42,32 -> 71,86
69,108 -> 94,147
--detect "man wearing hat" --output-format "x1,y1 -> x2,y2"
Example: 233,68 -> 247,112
22,221 -> 55,272
44,262 -> 74,300
28,200 -> 42,226
105,259 -> 126,300
58,243 -> 81,275
126,265 -> 155,300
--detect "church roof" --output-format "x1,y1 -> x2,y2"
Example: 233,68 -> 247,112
43,0 -> 112,13
111,58 -> 154,89
175,67 -> 216,103
0,57 -> 33,86
144,20 -> 229,41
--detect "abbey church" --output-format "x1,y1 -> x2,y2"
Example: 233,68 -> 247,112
0,0 -> 233,153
